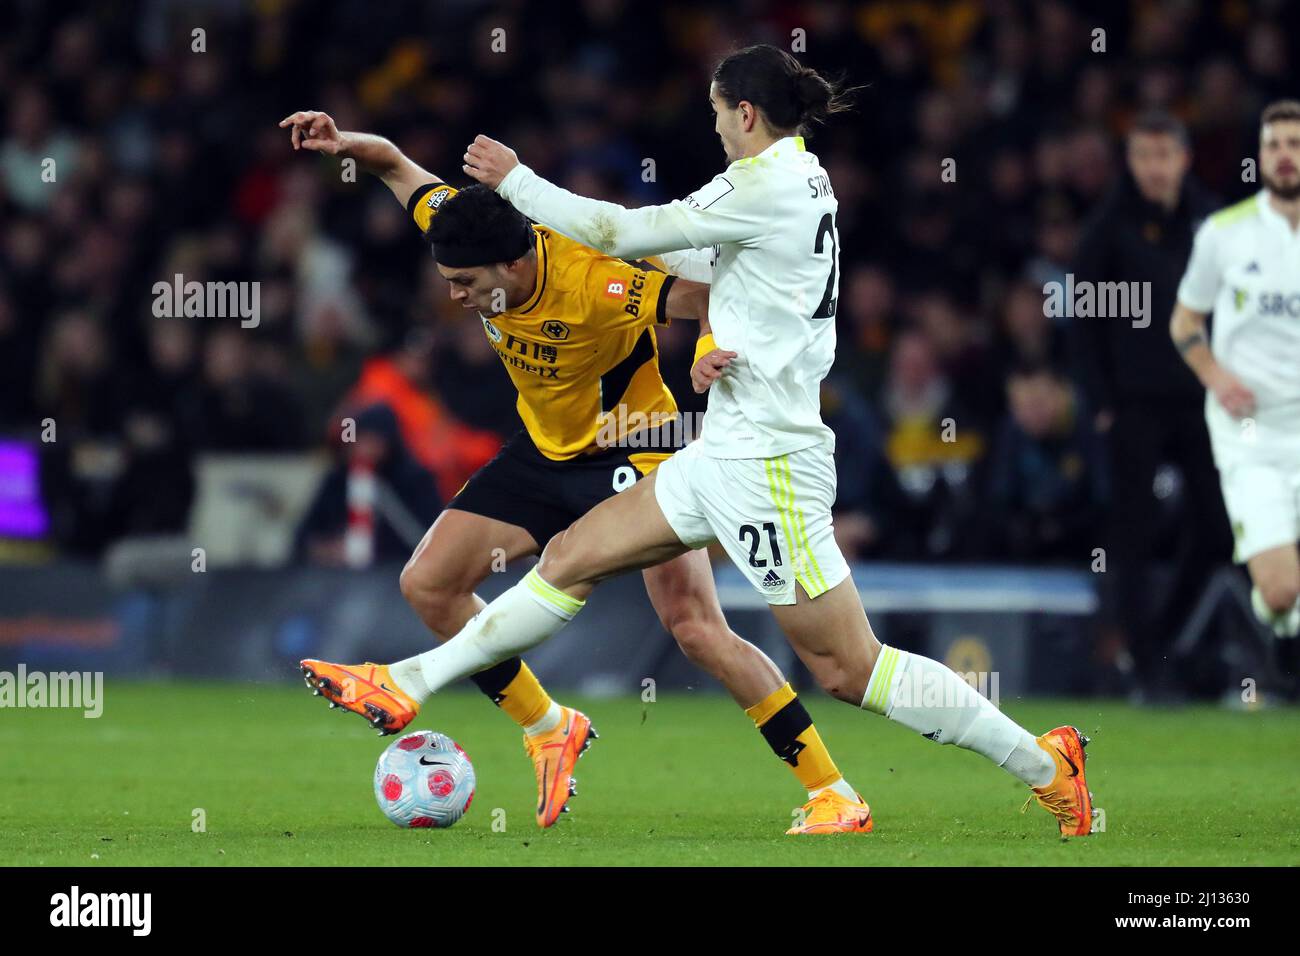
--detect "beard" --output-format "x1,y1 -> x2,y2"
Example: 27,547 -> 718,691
1262,168 -> 1300,200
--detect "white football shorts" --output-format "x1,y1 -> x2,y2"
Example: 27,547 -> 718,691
1219,459 -> 1300,563
653,439 -> 851,605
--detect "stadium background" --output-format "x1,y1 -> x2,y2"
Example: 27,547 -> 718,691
0,0 -> 1296,703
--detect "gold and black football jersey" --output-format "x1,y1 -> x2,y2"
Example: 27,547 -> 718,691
409,182 -> 679,461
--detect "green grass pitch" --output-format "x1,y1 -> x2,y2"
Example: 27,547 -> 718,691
1,682 -> 1296,866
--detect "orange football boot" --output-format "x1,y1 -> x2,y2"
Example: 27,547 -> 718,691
786,788 -> 874,835
300,660 -> 419,735
1023,725 -> 1100,837
523,706 -> 597,827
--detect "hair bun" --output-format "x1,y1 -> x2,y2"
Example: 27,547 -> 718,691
795,68 -> 831,110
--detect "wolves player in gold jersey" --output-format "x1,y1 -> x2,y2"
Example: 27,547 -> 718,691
279,110 -> 871,834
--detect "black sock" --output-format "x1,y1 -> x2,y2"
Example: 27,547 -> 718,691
469,656 -> 524,705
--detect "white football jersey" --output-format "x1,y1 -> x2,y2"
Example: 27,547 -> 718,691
498,135 -> 840,459
1177,190 -> 1300,468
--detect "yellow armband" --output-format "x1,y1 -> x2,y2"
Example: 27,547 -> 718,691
693,333 -> 716,364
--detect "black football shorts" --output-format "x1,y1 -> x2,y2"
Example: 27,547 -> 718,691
446,428 -> 678,549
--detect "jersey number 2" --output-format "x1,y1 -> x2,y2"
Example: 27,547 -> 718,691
811,212 -> 839,319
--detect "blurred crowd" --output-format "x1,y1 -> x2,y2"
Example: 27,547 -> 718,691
1,0 -> 1295,567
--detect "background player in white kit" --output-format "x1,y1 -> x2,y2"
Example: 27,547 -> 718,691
1172,100 -> 1300,646
379,45 -> 1100,837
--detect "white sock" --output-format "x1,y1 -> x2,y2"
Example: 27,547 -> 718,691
403,569 -> 583,701
388,656 -> 431,701
810,776 -> 859,801
861,644 -> 1055,787
1001,738 -> 1056,788
524,700 -> 563,736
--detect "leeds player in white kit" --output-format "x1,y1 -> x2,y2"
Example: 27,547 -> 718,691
1172,100 -> 1300,642
389,45 -> 1099,836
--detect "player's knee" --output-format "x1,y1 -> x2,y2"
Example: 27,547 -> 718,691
537,530 -> 585,588
666,614 -> 730,667
398,560 -> 423,605
1258,578 -> 1300,615
807,655 -> 869,705
399,561 -> 461,627
535,536 -> 568,584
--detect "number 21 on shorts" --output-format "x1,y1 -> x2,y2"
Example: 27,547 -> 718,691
738,521 -> 782,567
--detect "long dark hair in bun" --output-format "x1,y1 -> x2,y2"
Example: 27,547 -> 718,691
712,44 -> 854,137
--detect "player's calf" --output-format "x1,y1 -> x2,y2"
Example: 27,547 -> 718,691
646,560 -> 771,690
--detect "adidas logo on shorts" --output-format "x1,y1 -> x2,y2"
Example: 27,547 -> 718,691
760,569 -> 785,590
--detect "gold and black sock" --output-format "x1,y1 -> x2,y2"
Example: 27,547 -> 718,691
470,657 -> 553,728
745,682 -> 843,793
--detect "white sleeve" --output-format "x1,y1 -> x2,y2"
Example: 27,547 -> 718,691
1176,220 -> 1221,313
654,248 -> 714,283
497,163 -> 764,259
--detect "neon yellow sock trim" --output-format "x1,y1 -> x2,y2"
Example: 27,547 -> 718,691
523,568 -> 584,617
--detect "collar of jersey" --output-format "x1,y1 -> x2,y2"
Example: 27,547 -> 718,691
513,227 -> 549,315
1255,189 -> 1300,237
737,135 -> 807,168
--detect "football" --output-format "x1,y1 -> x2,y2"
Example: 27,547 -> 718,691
373,730 -> 476,828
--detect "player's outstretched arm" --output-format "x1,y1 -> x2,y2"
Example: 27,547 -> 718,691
1170,301 -> 1256,418
279,110 -> 439,208
463,135 -> 759,259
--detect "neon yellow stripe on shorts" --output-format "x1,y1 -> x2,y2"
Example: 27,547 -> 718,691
762,458 -> 800,589
778,455 -> 828,595
764,457 -> 814,597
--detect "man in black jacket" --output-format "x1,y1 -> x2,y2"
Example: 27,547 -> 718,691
295,403 -> 442,566
1071,111 -> 1232,700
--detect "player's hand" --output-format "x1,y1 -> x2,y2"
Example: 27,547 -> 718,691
279,110 -> 346,154
463,135 -> 519,189
1207,367 -> 1257,418
691,348 -> 737,393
